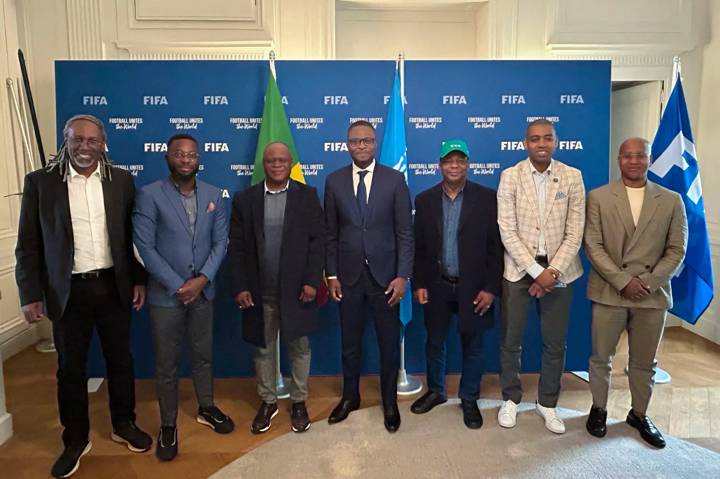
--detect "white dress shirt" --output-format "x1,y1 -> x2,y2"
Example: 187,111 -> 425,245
526,160 -> 553,279
352,159 -> 375,202
67,163 -> 113,273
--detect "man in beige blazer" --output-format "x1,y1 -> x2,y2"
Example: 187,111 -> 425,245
584,137 -> 687,448
497,119 -> 585,434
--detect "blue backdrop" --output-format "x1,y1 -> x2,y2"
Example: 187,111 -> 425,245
55,60 -> 611,379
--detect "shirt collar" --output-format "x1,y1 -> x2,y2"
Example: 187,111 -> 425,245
68,162 -> 101,180
528,158 -> 553,176
170,176 -> 197,195
441,181 -> 466,199
352,159 -> 376,176
264,180 -> 290,194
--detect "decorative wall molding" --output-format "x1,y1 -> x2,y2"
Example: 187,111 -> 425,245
113,41 -> 274,60
66,0 -> 103,59
127,0 -> 260,30
545,0 -> 695,54
488,0 -> 519,59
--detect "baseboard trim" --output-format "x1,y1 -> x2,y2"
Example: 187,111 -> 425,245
0,326 -> 39,361
0,412 -> 13,446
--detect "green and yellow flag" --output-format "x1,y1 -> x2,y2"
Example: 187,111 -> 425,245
251,67 -> 305,185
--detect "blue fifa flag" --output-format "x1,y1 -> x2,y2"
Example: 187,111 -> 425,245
380,66 -> 412,326
649,72 -> 714,324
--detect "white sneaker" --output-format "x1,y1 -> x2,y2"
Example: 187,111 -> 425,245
497,400 -> 518,428
535,402 -> 565,434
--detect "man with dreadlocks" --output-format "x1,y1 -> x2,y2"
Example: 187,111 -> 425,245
15,114 -> 152,478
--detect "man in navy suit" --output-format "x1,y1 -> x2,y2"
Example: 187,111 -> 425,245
133,133 -> 233,461
324,120 -> 414,432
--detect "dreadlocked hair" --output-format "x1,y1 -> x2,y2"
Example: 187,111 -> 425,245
46,114 -> 114,182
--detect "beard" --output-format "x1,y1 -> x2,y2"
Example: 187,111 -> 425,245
70,149 -> 100,170
166,159 -> 199,181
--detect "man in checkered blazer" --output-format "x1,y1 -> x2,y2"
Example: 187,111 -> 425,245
495,119 -> 585,435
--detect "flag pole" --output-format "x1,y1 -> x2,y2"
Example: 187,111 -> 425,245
267,48 -> 291,399
395,52 -> 422,396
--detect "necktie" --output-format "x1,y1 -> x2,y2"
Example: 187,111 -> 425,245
357,170 -> 368,221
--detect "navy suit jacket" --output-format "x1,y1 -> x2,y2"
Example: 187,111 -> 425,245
324,162 -> 414,287
133,178 -> 228,307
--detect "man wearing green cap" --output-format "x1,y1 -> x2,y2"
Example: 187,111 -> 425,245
411,139 -> 503,429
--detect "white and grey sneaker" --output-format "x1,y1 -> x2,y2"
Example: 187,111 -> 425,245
536,402 -> 565,434
497,400 -> 518,428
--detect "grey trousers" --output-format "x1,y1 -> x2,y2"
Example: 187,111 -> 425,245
150,297 -> 214,427
589,302 -> 666,415
255,296 -> 311,404
500,277 -> 574,408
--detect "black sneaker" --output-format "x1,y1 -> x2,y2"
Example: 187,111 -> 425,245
251,402 -> 278,434
155,426 -> 178,462
51,441 -> 91,478
626,409 -> 666,448
111,421 -> 152,452
291,402 -> 311,433
197,405 -> 235,434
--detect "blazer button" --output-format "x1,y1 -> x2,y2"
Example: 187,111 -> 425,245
622,264 -> 627,268
645,265 -> 650,269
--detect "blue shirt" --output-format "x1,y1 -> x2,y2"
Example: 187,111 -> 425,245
441,185 -> 464,277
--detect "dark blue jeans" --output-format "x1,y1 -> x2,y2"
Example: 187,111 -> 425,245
423,279 -> 484,401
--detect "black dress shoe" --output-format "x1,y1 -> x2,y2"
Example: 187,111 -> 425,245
328,398 -> 360,424
626,409 -> 666,448
460,399 -> 483,429
586,406 -> 607,438
384,404 -> 401,433
411,391 -> 448,414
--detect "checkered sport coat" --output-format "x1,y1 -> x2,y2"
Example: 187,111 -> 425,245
497,158 -> 585,283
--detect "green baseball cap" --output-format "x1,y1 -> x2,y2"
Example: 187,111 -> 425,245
439,139 -> 470,159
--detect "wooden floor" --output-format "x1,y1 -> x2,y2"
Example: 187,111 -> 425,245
1,326 -> 719,478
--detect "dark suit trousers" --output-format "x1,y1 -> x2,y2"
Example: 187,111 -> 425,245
424,279 -> 484,401
339,265 -> 400,408
52,273 -> 136,446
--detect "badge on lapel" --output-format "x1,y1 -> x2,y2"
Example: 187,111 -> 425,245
207,201 -> 216,213
555,191 -> 567,200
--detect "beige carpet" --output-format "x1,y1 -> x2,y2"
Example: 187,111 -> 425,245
211,399 -> 720,479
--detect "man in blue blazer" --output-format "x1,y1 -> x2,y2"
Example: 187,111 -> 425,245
133,133 -> 233,461
325,120 -> 414,432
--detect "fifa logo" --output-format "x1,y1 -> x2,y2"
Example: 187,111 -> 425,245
83,96 -> 107,105
144,143 -> 167,152
443,95 -> 466,104
501,95 -> 525,104
560,95 -> 584,104
324,142 -> 348,152
204,143 -> 230,152
143,96 -> 168,105
204,96 -> 229,105
324,96 -> 349,105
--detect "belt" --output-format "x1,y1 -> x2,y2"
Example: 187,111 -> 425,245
72,268 -> 114,280
441,274 -> 459,284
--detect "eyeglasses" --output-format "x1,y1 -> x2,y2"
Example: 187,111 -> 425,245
68,137 -> 103,148
619,153 -> 648,160
168,151 -> 200,160
347,137 -> 376,147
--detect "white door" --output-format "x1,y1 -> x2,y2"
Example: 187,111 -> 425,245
610,81 -> 663,180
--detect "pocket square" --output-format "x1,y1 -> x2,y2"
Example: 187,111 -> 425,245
555,191 -> 567,200
207,201 -> 216,213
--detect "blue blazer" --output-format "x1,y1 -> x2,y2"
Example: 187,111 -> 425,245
133,178 -> 228,307
324,163 -> 414,287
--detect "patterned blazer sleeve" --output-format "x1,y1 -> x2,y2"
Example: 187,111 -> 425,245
497,167 -> 536,272
548,167 -> 586,276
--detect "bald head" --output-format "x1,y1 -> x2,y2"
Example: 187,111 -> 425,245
618,137 -> 650,187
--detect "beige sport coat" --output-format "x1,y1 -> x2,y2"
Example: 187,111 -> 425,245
584,179 -> 688,309
497,158 -> 585,283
